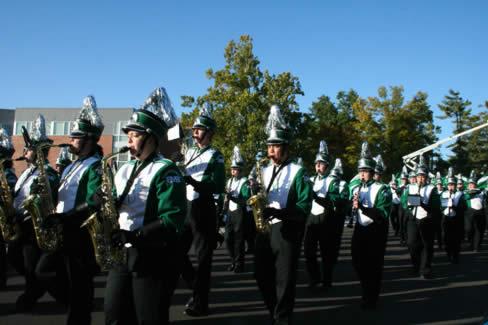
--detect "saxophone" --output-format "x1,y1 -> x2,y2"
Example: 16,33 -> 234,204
81,147 -> 129,271
23,143 -> 66,252
246,157 -> 270,233
0,158 -> 18,242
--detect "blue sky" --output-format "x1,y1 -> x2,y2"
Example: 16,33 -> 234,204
1,1 -> 486,157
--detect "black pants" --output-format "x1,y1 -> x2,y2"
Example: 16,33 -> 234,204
104,248 -> 181,325
399,207 -> 408,244
181,198 -> 216,311
433,212 -> 443,249
225,208 -> 245,267
465,208 -> 486,251
0,240 -> 6,286
407,216 -> 434,275
244,209 -> 256,253
390,204 -> 400,236
254,221 -> 304,324
442,214 -> 463,260
16,221 -> 66,306
351,221 -> 388,306
304,214 -> 344,286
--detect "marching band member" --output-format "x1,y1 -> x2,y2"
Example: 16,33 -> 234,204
401,155 -> 440,279
0,128 -> 17,289
255,105 -> 312,324
181,105 -> 225,317
12,116 -> 64,312
351,142 -> 391,310
223,146 -> 250,273
440,168 -> 465,263
106,87 -> 186,325
398,167 -> 410,245
304,142 -> 348,291
55,146 -> 72,177
47,96 -> 104,325
464,170 -> 486,251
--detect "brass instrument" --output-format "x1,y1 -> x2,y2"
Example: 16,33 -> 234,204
81,146 -> 129,271
246,157 -> 270,233
0,158 -> 18,241
23,143 -> 68,252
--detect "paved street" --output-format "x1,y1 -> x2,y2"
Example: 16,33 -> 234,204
1,227 -> 488,325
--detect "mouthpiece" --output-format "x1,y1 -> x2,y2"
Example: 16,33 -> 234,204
119,146 -> 130,154
15,157 -> 26,161
57,143 -> 71,148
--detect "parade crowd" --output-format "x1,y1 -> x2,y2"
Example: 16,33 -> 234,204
0,86 -> 486,325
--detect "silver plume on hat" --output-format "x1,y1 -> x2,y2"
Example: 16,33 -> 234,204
375,155 -> 385,169
447,167 -> 454,178
436,171 -> 441,179
318,140 -> 328,155
390,174 -> 396,184
0,128 -> 13,151
265,105 -> 289,134
199,103 -> 213,119
56,147 -> 70,164
80,95 -> 104,131
30,114 -> 49,142
332,158 -> 343,174
141,87 -> 178,128
360,142 -> 372,159
231,145 -> 244,166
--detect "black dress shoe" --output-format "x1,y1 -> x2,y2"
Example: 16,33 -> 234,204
227,264 -> 235,271
360,301 -> 377,310
184,306 -> 209,317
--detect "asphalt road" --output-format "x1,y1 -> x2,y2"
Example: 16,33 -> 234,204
1,227 -> 488,325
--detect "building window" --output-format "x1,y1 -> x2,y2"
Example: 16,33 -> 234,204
50,121 -> 72,136
14,121 -> 32,135
113,121 -> 131,168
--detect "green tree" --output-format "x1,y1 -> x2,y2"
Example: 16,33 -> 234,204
180,35 -> 304,174
438,89 -> 472,174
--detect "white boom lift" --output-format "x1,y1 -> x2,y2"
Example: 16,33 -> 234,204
402,120 -> 488,172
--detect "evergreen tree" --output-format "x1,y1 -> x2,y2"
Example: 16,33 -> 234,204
437,89 -> 472,174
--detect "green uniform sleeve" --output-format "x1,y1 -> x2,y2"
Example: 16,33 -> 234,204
200,150 -> 225,194
153,164 -> 187,233
75,160 -> 103,208
401,186 -> 409,210
374,185 -> 392,219
288,167 -> 312,219
239,181 -> 251,202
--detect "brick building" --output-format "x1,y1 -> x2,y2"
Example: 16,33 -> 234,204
0,107 -> 181,176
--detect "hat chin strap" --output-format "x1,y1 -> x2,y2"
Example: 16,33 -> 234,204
135,133 -> 149,158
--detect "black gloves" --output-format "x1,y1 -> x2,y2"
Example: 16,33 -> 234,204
111,229 -> 141,247
111,219 -> 169,248
359,205 -> 384,224
42,212 -> 66,228
420,202 -> 431,214
263,207 -> 288,221
184,175 -> 216,195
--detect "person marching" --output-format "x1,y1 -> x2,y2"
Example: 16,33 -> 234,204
351,142 -> 391,310
47,96 -> 104,325
398,166 -> 410,245
55,146 -> 72,177
401,155 -> 440,279
464,170 -> 486,252
373,155 -> 385,184
456,175 -> 465,193
223,146 -> 250,273
304,142 -> 348,291
0,128 -> 18,289
434,171 -> 445,250
104,87 -> 186,325
10,115 -> 63,312
389,174 -> 402,238
180,105 -> 225,317
440,168 -> 465,263
254,105 -> 312,324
